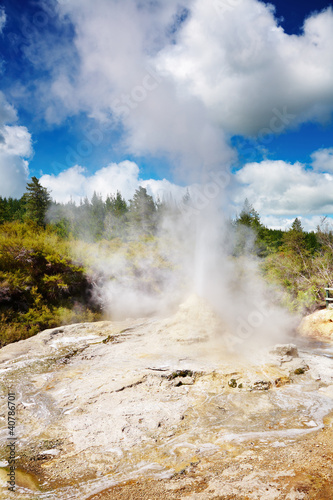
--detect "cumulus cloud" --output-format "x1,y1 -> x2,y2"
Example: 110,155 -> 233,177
27,0 -> 234,177
31,0 -> 333,155
0,125 -> 32,158
41,151 -> 333,231
40,161 -> 187,204
159,0 -> 333,135
4,0 -> 333,220
0,92 -> 32,198
14,0 -> 332,193
0,156 -> 29,199
260,215 -> 325,232
311,147 -> 333,173
234,158 -> 333,219
0,7 -> 6,33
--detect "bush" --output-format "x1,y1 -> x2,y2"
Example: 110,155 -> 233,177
0,222 -> 101,347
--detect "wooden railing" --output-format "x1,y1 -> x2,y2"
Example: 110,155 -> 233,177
324,288 -> 333,308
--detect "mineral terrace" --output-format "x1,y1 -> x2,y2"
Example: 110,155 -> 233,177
1,295 -> 333,499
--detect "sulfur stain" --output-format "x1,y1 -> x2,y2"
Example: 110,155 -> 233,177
0,467 -> 40,491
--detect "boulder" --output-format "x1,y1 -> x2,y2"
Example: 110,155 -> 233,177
298,309 -> 333,340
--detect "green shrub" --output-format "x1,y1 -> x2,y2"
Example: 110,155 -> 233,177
0,222 -> 101,347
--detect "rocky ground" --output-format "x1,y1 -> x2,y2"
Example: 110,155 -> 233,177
0,297 -> 333,499
88,424 -> 333,500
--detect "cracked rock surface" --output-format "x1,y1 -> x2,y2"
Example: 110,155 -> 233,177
1,296 -> 333,499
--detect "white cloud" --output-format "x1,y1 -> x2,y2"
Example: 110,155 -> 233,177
4,0 -> 333,223
0,91 -> 17,125
28,0 -> 234,176
311,147 -> 333,173
260,215 -> 325,232
40,161 -> 187,204
42,0 -> 333,137
0,7 -> 6,34
158,0 -> 333,135
25,0 -> 332,181
0,93 -> 32,198
0,125 -> 32,158
41,152 -> 333,232
0,155 -> 29,199
234,159 -> 333,219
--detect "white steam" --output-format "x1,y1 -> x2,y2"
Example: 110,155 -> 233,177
66,184 -> 296,358
40,0 -> 315,354
32,0 -> 333,149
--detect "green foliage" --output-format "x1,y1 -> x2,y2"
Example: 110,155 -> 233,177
1,187 -> 333,347
282,217 -> 307,254
231,201 -> 325,313
291,217 -> 303,232
0,196 -> 26,224
256,227 -> 284,256
23,177 -> 52,227
236,199 -> 261,229
106,191 -> 128,218
304,231 -> 319,253
128,187 -> 157,236
104,191 -> 128,239
233,203 -> 319,260
0,222 -> 101,347
90,192 -> 106,239
262,239 -> 330,313
233,199 -> 263,256
47,188 -> 159,241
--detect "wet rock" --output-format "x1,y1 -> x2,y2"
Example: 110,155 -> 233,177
287,358 -> 309,376
252,380 -> 271,391
274,376 -> 291,387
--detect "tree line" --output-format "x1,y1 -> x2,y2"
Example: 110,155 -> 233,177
233,199 -> 333,311
2,177 -> 333,313
1,176 -> 333,349
0,178 -> 329,256
0,177 -> 159,240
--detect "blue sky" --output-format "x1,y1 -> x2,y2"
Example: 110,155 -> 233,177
0,0 -> 333,229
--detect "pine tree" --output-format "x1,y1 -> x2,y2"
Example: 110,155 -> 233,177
106,191 -> 128,218
291,217 -> 303,233
0,196 -> 26,223
283,217 -> 307,255
128,187 -> 156,235
90,192 -> 106,240
24,177 -> 51,227
236,198 -> 261,229
103,192 -> 128,239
